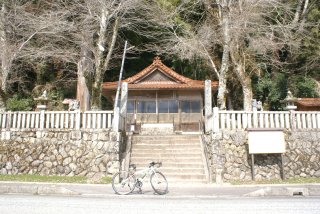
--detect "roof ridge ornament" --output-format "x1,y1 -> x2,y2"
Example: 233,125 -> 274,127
153,56 -> 162,65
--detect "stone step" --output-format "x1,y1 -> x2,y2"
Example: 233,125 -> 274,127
132,162 -> 205,169
163,173 -> 206,181
132,141 -> 201,145
130,133 -> 206,183
135,167 -> 205,174
132,144 -> 201,150
131,148 -> 202,154
168,179 -> 207,184
132,135 -> 200,141
131,153 -> 203,159
133,171 -> 206,181
133,134 -> 200,140
130,157 -> 204,164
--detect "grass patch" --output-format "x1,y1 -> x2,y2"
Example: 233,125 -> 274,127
101,176 -> 113,184
230,177 -> 320,185
0,174 -> 102,184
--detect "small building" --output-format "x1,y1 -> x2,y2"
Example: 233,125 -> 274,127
295,98 -> 320,111
102,57 -> 218,131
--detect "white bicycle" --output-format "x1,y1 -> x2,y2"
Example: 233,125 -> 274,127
112,162 -> 168,195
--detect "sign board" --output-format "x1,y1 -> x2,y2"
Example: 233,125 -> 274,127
248,129 -> 286,154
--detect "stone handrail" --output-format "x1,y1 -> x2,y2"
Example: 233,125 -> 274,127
0,110 -> 113,130
199,119 -> 212,183
210,108 -> 320,132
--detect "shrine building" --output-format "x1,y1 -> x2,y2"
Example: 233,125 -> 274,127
102,57 -> 218,131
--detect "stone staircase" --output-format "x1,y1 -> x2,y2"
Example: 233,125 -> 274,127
130,134 -> 207,184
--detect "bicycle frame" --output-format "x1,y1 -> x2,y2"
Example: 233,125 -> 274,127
112,161 -> 168,195
134,166 -> 157,183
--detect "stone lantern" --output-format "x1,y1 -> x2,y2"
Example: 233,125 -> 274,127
34,90 -> 49,111
281,91 -> 298,110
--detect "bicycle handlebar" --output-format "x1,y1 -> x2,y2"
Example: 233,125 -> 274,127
149,161 -> 162,168
129,162 -> 162,170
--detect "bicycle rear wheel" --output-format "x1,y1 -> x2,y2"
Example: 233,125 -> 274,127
112,170 -> 136,195
150,171 -> 168,195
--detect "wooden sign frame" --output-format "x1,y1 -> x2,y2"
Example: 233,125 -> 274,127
247,128 -> 286,181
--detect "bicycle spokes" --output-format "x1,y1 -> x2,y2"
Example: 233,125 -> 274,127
112,171 -> 136,195
150,172 -> 168,195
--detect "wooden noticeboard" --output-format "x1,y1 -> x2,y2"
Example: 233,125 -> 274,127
247,128 -> 286,180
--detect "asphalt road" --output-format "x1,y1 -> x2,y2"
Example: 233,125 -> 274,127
1,194 -> 320,214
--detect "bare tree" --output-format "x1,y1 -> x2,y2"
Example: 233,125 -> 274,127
40,0 -> 160,110
156,0 -> 304,110
0,1 -> 74,110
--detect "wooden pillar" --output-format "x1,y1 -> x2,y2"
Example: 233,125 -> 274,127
251,154 -> 255,181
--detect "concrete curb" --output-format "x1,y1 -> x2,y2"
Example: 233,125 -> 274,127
0,184 -> 80,195
0,181 -> 320,198
244,187 -> 309,197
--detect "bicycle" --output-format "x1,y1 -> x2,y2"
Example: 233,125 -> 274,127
111,161 -> 168,195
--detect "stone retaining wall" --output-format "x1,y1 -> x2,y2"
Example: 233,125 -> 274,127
207,130 -> 320,182
0,129 -> 121,181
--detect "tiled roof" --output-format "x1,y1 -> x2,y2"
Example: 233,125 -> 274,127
125,56 -> 193,84
102,57 -> 218,93
296,98 -> 320,107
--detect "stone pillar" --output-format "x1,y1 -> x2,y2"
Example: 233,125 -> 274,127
38,105 -> 46,130
120,82 -> 128,118
204,80 -> 212,133
112,107 -> 120,132
213,107 -> 219,133
119,82 -> 128,132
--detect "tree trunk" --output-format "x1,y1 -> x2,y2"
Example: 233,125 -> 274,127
234,63 -> 253,111
77,48 -> 92,112
0,3 -> 8,110
292,0 -> 304,24
91,9 -> 119,109
217,6 -> 230,110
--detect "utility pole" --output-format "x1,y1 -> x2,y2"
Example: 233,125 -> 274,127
114,41 -> 128,111
112,41 -> 132,132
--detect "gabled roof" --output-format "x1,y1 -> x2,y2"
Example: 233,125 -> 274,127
102,57 -> 218,94
125,56 -> 194,84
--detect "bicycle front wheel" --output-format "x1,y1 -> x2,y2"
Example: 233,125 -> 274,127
150,171 -> 168,195
112,170 -> 136,195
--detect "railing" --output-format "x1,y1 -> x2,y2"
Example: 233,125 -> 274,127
119,114 -> 126,132
210,108 -> 320,131
0,110 -> 113,130
199,119 -> 212,183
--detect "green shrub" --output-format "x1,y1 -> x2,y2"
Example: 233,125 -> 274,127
6,94 -> 34,111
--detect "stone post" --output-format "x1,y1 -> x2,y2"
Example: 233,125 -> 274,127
36,101 -> 47,138
2,111 -> 12,140
38,105 -> 46,130
215,168 -> 223,185
204,80 -> 212,133
290,110 -> 296,130
252,99 -> 258,128
120,82 -> 128,131
112,107 -> 120,132
75,110 -> 81,130
213,107 -> 219,133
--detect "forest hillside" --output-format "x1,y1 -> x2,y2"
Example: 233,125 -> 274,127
0,0 -> 319,111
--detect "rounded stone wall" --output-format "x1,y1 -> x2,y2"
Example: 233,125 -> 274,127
207,130 -> 320,182
0,130 -> 120,180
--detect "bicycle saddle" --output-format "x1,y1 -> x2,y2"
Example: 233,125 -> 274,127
149,162 -> 162,167
129,164 -> 136,170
